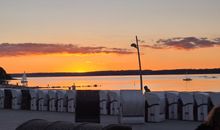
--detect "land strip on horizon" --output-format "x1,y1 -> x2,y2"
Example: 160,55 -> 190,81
10,68 -> 220,77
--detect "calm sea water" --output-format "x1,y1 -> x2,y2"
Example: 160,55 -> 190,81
11,74 -> 220,92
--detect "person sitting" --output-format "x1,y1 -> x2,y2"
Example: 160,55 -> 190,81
144,85 -> 151,92
195,106 -> 220,130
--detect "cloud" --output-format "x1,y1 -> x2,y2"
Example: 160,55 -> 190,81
0,43 -> 134,57
142,37 -> 220,50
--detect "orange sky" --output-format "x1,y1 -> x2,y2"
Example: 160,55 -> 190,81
1,45 -> 220,73
0,1 -> 220,73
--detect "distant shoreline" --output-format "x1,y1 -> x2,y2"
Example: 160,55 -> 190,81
10,68 -> 220,77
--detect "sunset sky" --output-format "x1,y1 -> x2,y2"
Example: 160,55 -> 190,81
0,0 -> 220,73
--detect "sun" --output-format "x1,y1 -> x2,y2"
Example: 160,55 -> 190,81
74,68 -> 88,73
64,64 -> 95,73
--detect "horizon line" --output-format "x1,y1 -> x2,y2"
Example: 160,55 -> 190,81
9,67 -> 220,74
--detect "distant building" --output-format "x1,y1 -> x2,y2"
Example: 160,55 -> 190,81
21,72 -> 28,86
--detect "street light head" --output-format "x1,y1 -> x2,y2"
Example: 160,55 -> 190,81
131,43 -> 137,49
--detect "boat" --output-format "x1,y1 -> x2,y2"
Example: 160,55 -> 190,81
182,78 -> 192,81
182,72 -> 192,81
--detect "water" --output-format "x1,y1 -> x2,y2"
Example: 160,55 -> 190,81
10,74 -> 220,92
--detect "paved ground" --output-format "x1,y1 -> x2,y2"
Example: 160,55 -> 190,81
0,109 -> 200,130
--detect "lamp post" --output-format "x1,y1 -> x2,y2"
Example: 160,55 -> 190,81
131,36 -> 143,91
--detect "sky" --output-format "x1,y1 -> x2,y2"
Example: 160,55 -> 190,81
0,0 -> 220,73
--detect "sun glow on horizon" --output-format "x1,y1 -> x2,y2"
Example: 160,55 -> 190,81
63,62 -> 97,73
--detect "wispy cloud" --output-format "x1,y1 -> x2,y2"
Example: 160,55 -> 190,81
0,43 -> 134,57
142,37 -> 220,50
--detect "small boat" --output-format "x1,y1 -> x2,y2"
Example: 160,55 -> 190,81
182,72 -> 192,81
182,78 -> 192,81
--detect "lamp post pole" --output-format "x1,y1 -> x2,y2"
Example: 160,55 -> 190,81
136,36 -> 143,91
131,36 -> 143,91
